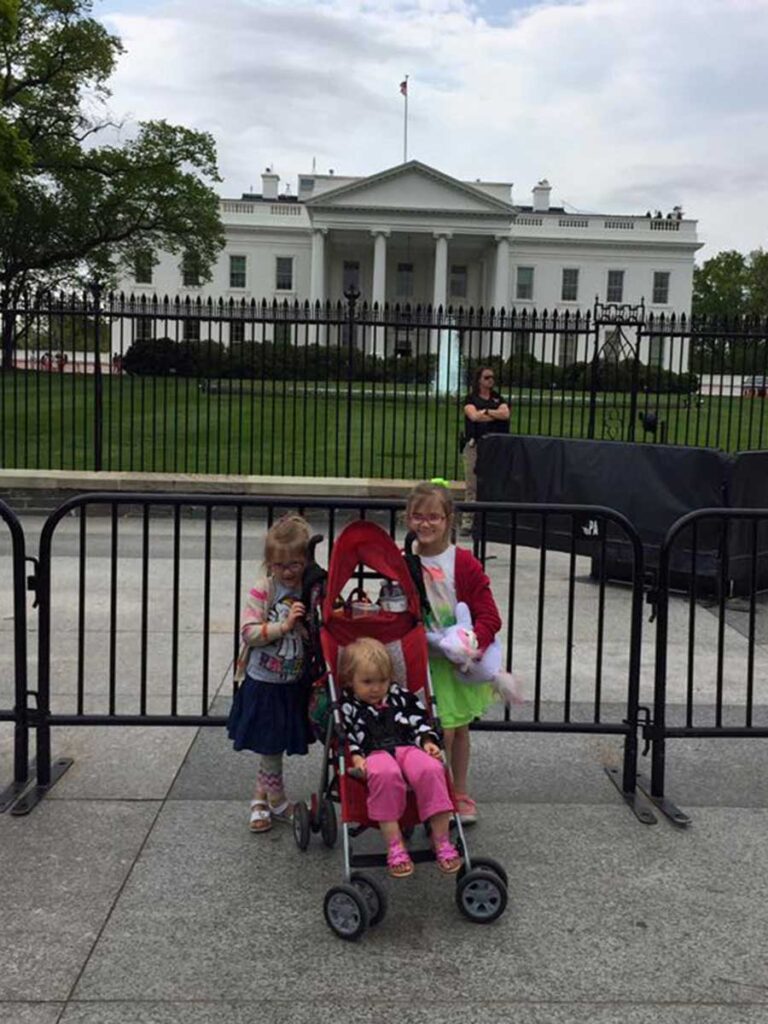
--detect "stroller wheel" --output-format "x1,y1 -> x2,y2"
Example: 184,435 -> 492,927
319,797 -> 338,848
455,869 -> 508,925
324,884 -> 369,941
350,871 -> 388,927
457,856 -> 508,888
293,799 -> 311,851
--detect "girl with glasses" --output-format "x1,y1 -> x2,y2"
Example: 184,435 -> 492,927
406,481 -> 502,825
461,365 -> 511,535
228,514 -> 314,833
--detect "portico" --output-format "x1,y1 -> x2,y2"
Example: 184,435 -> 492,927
304,161 -> 516,313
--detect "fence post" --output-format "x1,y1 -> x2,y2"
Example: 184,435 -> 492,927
587,312 -> 600,439
627,324 -> 641,442
90,279 -> 104,471
344,287 -> 359,478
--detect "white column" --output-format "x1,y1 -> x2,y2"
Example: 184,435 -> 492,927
371,229 -> 389,308
493,235 -> 510,313
370,229 -> 389,357
432,232 -> 450,311
310,228 -> 327,305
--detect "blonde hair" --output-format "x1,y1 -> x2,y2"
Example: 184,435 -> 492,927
338,638 -> 393,689
406,481 -> 454,520
264,514 -> 311,566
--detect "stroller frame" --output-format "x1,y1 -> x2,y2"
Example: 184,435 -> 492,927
293,520 -> 508,940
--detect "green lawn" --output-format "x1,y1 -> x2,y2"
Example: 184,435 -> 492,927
2,372 -> 767,478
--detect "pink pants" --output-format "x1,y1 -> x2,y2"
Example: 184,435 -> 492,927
365,746 -> 453,823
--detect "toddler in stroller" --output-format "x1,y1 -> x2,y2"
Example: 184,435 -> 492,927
338,636 -> 461,878
293,520 -> 508,940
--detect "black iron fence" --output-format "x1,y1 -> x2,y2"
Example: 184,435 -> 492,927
3,494 -> 768,822
2,289 -> 767,477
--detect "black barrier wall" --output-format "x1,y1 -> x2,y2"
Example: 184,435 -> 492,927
0,499 -> 30,812
478,435 -> 768,596
20,494 -> 649,819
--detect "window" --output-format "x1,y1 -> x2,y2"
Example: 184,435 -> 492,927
607,270 -> 624,303
274,322 -> 291,345
230,321 -> 245,344
135,317 -> 153,342
229,255 -> 246,289
601,328 -> 622,362
183,319 -> 200,342
653,271 -> 670,305
275,257 -> 293,290
134,251 -> 153,285
396,262 -> 414,299
450,265 -> 468,300
516,266 -> 534,301
511,331 -> 531,356
182,253 -> 201,287
561,268 -> 579,302
558,333 -> 579,367
343,261 -> 360,293
649,333 -> 665,366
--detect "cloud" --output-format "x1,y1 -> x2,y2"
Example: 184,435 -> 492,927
100,0 -> 768,256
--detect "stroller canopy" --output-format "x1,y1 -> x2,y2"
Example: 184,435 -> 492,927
322,520 -> 422,624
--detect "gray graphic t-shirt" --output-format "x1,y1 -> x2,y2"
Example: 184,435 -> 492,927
247,582 -> 305,684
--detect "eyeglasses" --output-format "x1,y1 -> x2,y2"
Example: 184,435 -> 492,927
410,513 -> 446,525
481,374 -> 495,381
271,561 -> 304,572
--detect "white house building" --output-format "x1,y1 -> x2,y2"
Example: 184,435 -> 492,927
123,160 -> 702,367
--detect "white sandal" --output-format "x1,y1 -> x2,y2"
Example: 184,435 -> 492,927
249,799 -> 272,833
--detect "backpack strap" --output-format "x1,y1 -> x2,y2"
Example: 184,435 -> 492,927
403,531 -> 433,620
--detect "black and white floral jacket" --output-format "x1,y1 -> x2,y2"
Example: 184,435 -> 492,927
340,683 -> 440,757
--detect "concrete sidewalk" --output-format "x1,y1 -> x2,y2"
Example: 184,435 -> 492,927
3,513 -> 768,1024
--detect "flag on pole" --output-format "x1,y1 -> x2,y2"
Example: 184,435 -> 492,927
400,78 -> 408,96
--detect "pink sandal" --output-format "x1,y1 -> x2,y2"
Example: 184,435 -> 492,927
433,835 -> 462,875
386,837 -> 414,878
455,793 -> 478,825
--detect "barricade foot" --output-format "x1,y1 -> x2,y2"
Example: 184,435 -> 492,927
10,757 -> 74,816
0,776 -> 33,813
636,772 -> 691,828
604,766 -> 657,824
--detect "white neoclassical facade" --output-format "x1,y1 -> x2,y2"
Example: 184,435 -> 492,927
123,160 -> 702,365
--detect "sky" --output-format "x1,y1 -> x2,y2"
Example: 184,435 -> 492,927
96,0 -> 768,260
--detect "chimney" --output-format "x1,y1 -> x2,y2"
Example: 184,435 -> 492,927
261,167 -> 279,200
532,179 -> 551,213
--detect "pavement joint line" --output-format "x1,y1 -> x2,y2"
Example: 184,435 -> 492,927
53,716 -> 205,1020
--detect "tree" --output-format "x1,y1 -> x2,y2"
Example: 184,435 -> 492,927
0,0 -> 225,366
746,249 -> 768,318
692,248 -> 768,320
692,250 -> 748,320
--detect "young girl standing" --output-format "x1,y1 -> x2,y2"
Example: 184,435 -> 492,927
228,514 -> 313,833
406,481 -> 502,825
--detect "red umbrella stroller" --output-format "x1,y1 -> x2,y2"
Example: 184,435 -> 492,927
293,520 -> 508,940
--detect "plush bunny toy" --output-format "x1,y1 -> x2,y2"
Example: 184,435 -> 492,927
427,602 -> 522,705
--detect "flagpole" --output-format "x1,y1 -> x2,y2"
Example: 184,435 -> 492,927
402,75 -> 409,163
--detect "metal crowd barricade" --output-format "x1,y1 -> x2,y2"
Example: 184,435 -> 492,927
17,493 -> 653,820
469,501 -> 651,823
0,499 -> 33,812
644,507 -> 768,825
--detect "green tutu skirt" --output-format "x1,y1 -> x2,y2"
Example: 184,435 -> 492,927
429,654 -> 494,729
